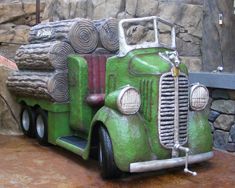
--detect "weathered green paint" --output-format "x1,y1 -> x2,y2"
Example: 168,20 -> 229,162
105,86 -> 126,111
187,111 -> 213,154
88,106 -> 153,172
48,112 -> 72,145
68,55 -> 94,135
105,48 -> 190,160
17,97 -> 69,112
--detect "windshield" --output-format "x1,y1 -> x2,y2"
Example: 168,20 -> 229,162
118,16 -> 176,57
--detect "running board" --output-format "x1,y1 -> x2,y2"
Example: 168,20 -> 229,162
56,136 -> 87,156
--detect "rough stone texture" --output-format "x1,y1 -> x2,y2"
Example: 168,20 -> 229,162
180,56 -> 202,72
208,110 -> 220,123
211,89 -> 229,100
213,130 -> 229,150
202,0 -> 235,72
209,122 -> 214,133
0,57 -> 21,135
225,143 -> 235,152
214,114 -> 235,131
0,45 -> 20,61
0,0 -> 46,25
211,100 -> 235,114
0,24 -> 30,43
0,0 -> 45,44
230,125 -> 235,142
228,91 -> 235,100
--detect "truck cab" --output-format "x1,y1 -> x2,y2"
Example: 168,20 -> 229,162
17,16 -> 213,179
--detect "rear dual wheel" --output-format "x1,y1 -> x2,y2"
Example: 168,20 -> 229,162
20,105 -> 48,145
35,109 -> 49,146
20,105 -> 36,137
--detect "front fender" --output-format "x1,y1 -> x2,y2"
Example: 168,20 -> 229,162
90,106 -> 153,172
188,111 -> 213,154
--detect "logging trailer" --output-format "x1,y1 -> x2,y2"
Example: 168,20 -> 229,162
15,16 -> 213,179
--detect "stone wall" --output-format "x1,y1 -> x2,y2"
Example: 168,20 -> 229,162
43,0 -> 204,72
0,0 -> 46,44
202,0 -> 235,72
209,89 -> 235,153
0,56 -> 21,135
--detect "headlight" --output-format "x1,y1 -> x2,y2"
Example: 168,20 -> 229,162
117,86 -> 141,115
190,83 -> 209,111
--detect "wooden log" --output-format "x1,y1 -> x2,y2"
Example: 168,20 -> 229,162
28,19 -> 77,43
7,71 -> 69,102
29,18 -> 99,54
68,19 -> 98,53
15,41 -> 75,71
94,18 -> 119,52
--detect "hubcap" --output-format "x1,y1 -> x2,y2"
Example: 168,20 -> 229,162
36,115 -> 44,138
22,110 -> 30,131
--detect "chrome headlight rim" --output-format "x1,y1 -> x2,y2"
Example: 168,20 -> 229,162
117,86 -> 141,115
190,83 -> 209,111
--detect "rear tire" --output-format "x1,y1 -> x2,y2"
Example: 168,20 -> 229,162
35,109 -> 49,146
20,105 -> 36,137
99,126 -> 122,179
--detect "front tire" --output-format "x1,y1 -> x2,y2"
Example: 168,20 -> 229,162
20,105 -> 36,137
35,109 -> 49,146
99,126 -> 121,179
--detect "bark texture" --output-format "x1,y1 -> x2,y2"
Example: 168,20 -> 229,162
29,18 -> 99,54
95,18 -> 119,52
7,71 -> 68,102
15,41 -> 74,71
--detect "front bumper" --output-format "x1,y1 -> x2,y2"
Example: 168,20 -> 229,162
130,151 -> 213,173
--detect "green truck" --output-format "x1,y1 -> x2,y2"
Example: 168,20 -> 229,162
15,16 -> 213,179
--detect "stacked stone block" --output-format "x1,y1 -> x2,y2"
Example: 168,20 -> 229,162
208,89 -> 235,152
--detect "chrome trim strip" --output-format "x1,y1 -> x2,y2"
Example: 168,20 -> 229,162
130,151 -> 213,173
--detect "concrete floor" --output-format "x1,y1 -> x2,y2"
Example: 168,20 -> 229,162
0,135 -> 234,188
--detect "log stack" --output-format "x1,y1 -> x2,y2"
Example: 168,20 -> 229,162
7,41 -> 74,102
7,17 -> 119,103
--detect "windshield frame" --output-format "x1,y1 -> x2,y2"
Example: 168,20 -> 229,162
118,16 -> 176,57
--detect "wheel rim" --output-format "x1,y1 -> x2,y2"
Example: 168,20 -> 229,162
22,110 -> 30,131
36,115 -> 44,138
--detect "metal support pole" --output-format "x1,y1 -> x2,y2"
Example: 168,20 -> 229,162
36,0 -> 40,24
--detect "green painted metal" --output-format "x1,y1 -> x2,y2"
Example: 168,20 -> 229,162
105,86 -> 126,111
105,48 -> 190,160
68,55 -> 94,135
48,112 -> 72,145
17,97 -> 69,112
88,106 -> 153,172
187,111 -> 213,154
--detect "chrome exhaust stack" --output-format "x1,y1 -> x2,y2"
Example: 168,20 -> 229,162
175,144 -> 197,176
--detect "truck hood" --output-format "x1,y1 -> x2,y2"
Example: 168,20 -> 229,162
128,51 -> 188,76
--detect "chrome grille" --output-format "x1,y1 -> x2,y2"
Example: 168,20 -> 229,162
158,72 -> 189,149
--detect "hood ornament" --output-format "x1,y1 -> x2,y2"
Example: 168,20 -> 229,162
159,51 -> 181,67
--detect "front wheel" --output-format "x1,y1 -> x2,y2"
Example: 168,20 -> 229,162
99,126 -> 122,179
35,109 -> 49,146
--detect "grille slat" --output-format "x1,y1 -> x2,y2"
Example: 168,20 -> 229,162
158,72 -> 189,149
